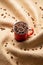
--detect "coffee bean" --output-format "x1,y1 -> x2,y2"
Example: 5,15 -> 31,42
16,61 -> 19,65
35,48 -> 37,50
11,56 -> 13,59
3,16 -> 6,18
1,14 -> 4,16
24,48 -> 26,51
0,27 -> 5,30
13,43 -> 15,46
12,16 -> 15,19
6,43 -> 8,44
3,9 -> 6,11
32,48 -> 34,51
35,2 -> 37,4
5,45 -> 7,47
31,17 -> 34,21
40,46 -> 42,49
11,29 -> 14,32
7,51 -> 9,54
28,13 -> 30,16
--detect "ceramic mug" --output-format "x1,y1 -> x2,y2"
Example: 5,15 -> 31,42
14,22 -> 34,41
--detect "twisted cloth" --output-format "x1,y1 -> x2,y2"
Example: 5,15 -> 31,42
0,0 -> 43,65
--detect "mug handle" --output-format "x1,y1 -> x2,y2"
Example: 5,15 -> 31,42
28,28 -> 34,36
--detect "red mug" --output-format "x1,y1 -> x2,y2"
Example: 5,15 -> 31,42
14,22 -> 34,41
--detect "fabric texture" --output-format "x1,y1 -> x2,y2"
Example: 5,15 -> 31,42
0,0 -> 43,65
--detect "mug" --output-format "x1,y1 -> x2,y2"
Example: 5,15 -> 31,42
14,22 -> 34,41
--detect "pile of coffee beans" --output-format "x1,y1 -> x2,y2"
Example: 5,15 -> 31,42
14,22 -> 28,34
